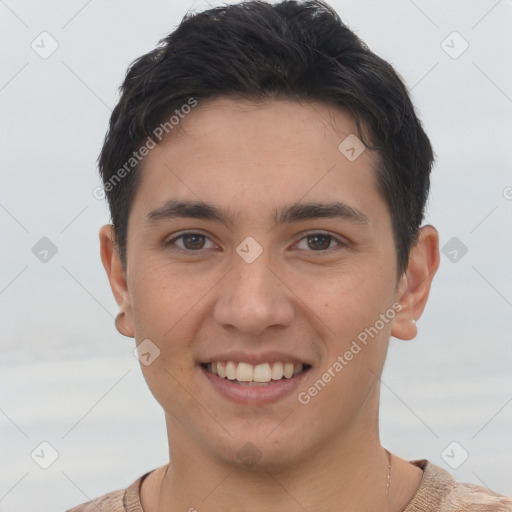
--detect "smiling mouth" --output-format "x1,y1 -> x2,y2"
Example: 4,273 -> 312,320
200,361 -> 312,385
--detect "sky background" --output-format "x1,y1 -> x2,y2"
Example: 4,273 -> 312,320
1,0 -> 511,510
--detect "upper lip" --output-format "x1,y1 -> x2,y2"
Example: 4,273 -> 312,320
199,350 -> 313,367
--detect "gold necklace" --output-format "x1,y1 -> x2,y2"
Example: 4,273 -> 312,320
385,448 -> 392,499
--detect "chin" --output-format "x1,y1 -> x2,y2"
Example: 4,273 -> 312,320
203,425 -> 311,474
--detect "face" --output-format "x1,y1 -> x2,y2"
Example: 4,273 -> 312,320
103,98 -> 421,471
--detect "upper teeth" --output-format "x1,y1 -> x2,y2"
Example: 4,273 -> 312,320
207,361 -> 304,383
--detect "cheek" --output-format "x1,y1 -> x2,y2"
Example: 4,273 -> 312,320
308,266 -> 384,324
128,262 -> 198,357
309,266 -> 395,368
129,266 -> 200,414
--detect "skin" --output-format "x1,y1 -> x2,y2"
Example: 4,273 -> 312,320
100,97 -> 440,512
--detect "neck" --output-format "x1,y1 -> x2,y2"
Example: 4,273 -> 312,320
154,419 -> 395,512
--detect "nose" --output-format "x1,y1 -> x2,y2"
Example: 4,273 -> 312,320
212,250 -> 295,337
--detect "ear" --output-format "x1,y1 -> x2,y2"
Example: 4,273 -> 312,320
99,224 -> 135,338
391,225 -> 440,340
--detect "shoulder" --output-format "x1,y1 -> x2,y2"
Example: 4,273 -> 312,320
66,488 -> 127,512
65,468 -> 156,512
405,459 -> 512,512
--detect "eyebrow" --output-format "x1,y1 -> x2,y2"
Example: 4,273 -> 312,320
145,199 -> 369,228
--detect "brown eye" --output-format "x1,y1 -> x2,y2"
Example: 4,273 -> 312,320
166,232 -> 216,252
306,234 -> 333,251
295,232 -> 343,252
181,234 -> 206,250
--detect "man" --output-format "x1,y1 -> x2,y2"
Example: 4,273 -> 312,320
68,0 -> 512,510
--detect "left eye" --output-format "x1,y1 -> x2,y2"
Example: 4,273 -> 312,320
295,233 -> 342,251
165,232 -> 343,253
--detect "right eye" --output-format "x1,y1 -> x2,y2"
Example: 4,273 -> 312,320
164,232 -> 218,253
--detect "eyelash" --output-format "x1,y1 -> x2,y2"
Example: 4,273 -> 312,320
164,231 -> 347,255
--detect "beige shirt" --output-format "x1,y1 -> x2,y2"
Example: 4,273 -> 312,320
66,459 -> 512,511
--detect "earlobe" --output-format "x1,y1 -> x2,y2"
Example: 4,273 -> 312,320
99,224 -> 135,338
115,311 -> 133,338
391,225 -> 440,341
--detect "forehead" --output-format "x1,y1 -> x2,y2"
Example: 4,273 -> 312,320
164,97 -> 367,160
131,97 -> 385,227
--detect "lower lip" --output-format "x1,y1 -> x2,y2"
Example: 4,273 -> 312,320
200,365 -> 311,405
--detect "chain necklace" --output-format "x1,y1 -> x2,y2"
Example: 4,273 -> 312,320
385,448 -> 392,503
